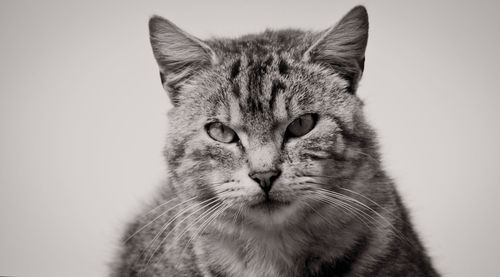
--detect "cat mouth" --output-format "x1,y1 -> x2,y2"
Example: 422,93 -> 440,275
248,198 -> 291,212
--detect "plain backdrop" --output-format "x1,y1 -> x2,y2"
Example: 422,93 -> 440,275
1,0 -> 499,276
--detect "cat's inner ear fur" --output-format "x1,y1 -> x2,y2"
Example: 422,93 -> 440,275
303,6 -> 369,94
149,16 -> 218,105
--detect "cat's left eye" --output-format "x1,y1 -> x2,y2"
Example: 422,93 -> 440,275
286,114 -> 317,138
206,122 -> 238,143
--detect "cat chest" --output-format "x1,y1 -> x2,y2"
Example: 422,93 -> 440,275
202,235 -> 304,277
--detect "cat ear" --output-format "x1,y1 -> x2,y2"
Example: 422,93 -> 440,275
303,6 -> 368,94
149,16 -> 218,105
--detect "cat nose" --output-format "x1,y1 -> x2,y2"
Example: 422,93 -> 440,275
249,170 -> 281,194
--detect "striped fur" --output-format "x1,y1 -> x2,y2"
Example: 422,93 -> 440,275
112,6 -> 439,277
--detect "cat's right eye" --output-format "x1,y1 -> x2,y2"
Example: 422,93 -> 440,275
206,122 -> 238,143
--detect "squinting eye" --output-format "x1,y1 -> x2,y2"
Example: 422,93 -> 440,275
286,114 -> 317,138
206,122 -> 238,143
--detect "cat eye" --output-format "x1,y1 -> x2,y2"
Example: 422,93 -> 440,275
206,122 -> 238,143
286,114 -> 317,138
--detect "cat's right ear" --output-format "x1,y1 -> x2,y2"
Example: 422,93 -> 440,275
149,16 -> 218,106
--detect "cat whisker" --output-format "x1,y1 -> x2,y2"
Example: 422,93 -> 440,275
296,175 -> 398,219
301,199 -> 334,225
310,192 -> 416,249
297,181 -> 394,227
311,182 -> 402,230
143,197 -> 181,216
176,202 -> 231,259
142,197 -> 220,269
133,202 -> 207,274
134,201 -> 207,268
293,182 -> 382,227
231,204 -> 243,227
316,187 -> 388,218
349,149 -> 380,164
174,202 -> 225,250
336,187 -> 398,219
308,193 -> 376,228
130,180 -> 235,240
315,187 -> 395,227
125,196 -> 199,242
311,186 -> 413,247
136,198 -> 216,267
139,183 -> 220,217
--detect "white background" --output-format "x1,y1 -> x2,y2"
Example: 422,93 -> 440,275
1,0 -> 499,276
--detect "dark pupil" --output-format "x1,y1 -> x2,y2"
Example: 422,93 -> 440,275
297,118 -> 303,128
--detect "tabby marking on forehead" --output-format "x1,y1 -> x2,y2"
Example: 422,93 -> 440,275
228,53 -> 290,118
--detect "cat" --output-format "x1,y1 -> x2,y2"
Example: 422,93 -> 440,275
112,6 -> 439,277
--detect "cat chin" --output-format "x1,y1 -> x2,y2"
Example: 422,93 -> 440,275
245,200 -> 303,227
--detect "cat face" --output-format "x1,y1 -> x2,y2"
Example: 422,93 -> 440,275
150,7 -> 372,225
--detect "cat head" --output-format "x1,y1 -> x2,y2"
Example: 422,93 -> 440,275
149,6 -> 377,226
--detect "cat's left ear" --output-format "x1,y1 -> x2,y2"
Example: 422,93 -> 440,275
303,6 -> 369,94
149,16 -> 218,105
